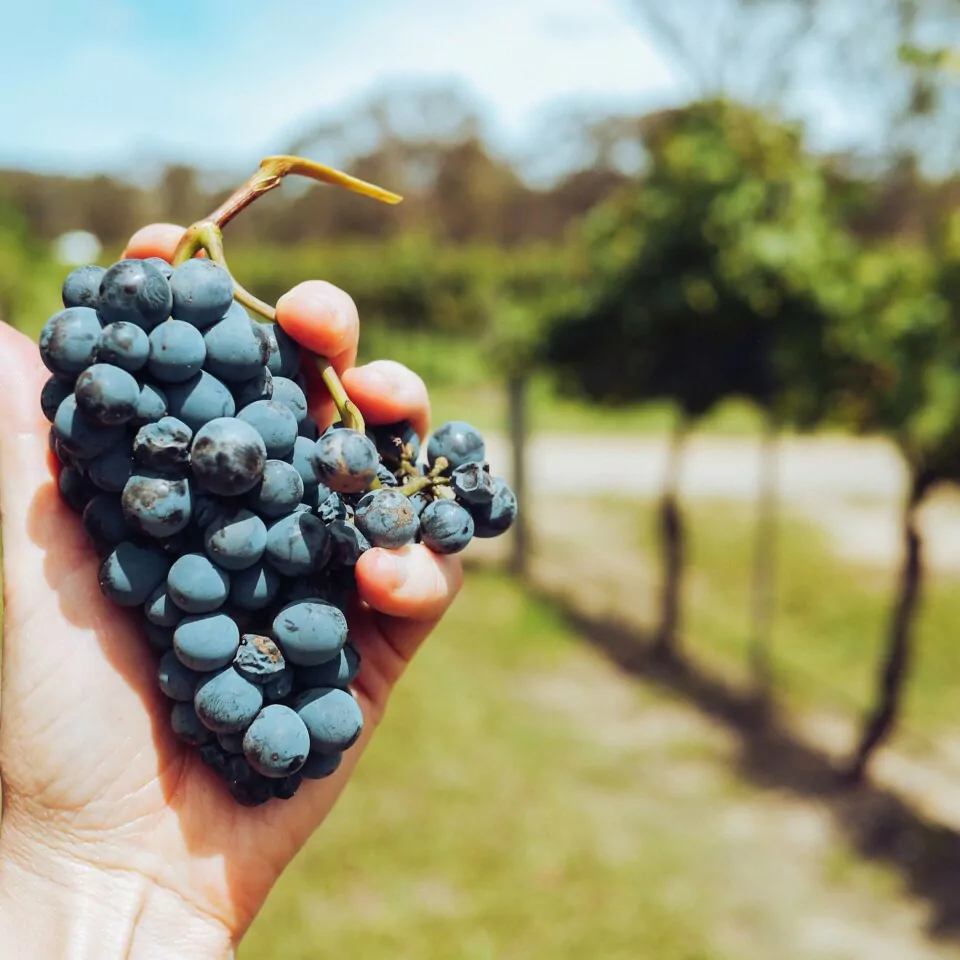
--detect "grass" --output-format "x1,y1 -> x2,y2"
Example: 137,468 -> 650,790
619,498 -> 960,756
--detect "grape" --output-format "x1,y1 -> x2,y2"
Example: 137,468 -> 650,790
144,584 -> 183,628
327,519 -> 370,567
408,489 -> 431,517
369,420 -> 420,467
97,321 -> 149,372
232,367 -> 273,409
190,417 -> 266,496
198,742 -> 230,774
300,750 -> 343,780
270,376 -> 308,424
133,417 -> 193,473
164,371 -> 236,432
132,382 -> 169,425
59,466 -> 94,513
144,623 -> 174,653
449,462 -> 495,505
234,634 -> 285,684
229,561 -> 282,611
218,731 -> 246,754
203,305 -> 270,381
74,363 -> 141,426
144,257 -> 174,281
263,321 -> 301,378
62,264 -> 106,309
82,493 -> 129,550
263,667 -> 294,703
354,489 -> 419,548
194,667 -> 264,734
272,599 -> 347,666
313,428 -> 379,493
148,319 -> 207,383
289,435 -> 325,491
98,259 -> 173,331
171,702 -> 212,745
294,687 -> 363,754
264,512 -> 331,577
317,491 -> 347,523
99,541 -> 170,606
203,507 -> 267,571
419,499 -> 474,554
41,377 -> 73,423
173,612 -> 240,671
40,307 -> 102,379
375,463 -> 400,488
427,420 -> 485,471
272,773 -> 304,800
158,650 -> 204,702
192,492 -> 227,530
296,643 -> 360,689
247,459 -> 304,519
54,394 -> 125,458
243,705 -> 310,778
122,471 -> 193,539
170,259 -> 234,329
226,768 -> 273,806
167,553 -> 230,613
237,400 -> 298,459
470,477 -> 517,538
86,446 -> 134,492
298,417 -> 319,441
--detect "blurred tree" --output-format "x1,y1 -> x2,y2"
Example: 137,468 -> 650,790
543,100 -> 854,662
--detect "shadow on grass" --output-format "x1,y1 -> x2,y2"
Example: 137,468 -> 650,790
527,582 -> 960,944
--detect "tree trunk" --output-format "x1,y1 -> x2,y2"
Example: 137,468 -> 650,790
653,415 -> 688,660
844,476 -> 927,783
749,416 -> 779,697
506,374 -> 530,579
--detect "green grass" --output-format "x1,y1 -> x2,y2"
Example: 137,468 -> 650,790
624,498 -> 960,753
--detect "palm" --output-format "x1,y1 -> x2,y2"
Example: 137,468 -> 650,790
0,239 -> 459,939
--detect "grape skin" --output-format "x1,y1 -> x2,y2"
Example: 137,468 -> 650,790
243,704 -> 311,778
40,307 -> 102,379
237,400 -> 298,459
75,363 -> 141,427
98,259 -> 173,331
87,446 -> 136,492
170,259 -> 234,329
158,650 -> 205,702
229,561 -> 282,611
132,382 -> 169,425
272,599 -> 347,667
41,377 -> 74,423
327,519 -> 370,567
133,417 -> 193,473
148,319 -> 207,383
171,702 -> 212,745
270,376 -> 308,424
54,394 -> 125,459
62,264 -> 106,309
313,428 -> 379,493
144,584 -> 183,628
354,489 -> 419,549
470,477 -> 518,538
262,321 -> 301,378
99,542 -> 170,607
164,372 -> 235,433
167,552 -> 231,613
295,643 -> 360,689
294,687 -> 364,754
203,305 -> 270,381
195,667 -> 264,734
247,459 -> 304,519
427,420 -> 485,471
449,461 -> 495,506
234,634 -> 286,684
122,471 -> 193,540
97,321 -> 150,372
190,417 -> 267,496
419,499 -> 475,555
82,494 -> 129,551
173,612 -> 240,671
59,466 -> 94,514
232,367 -> 273,409
264,512 -> 331,577
203,508 -> 267,571
300,750 -> 343,780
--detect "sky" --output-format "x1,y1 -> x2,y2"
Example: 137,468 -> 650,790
0,0 -> 683,177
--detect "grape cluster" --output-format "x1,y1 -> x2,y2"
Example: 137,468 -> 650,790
39,257 -> 517,806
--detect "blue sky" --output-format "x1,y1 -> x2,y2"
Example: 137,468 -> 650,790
0,0 -> 682,176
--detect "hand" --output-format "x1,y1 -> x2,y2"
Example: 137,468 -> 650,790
0,224 -> 462,958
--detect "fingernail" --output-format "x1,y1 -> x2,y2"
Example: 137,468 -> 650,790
368,549 -> 408,590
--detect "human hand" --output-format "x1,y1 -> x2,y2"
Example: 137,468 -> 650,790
0,224 -> 462,958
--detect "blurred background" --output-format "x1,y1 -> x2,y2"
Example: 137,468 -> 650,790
8,0 -> 960,956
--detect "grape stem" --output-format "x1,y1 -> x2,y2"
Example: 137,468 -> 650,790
170,156 -> 403,434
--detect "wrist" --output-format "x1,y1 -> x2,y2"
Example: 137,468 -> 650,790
0,829 -> 235,960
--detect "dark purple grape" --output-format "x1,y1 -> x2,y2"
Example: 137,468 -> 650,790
313,428 -> 379,493
75,363 -> 141,426
190,417 -> 266,496
97,321 -> 149,372
427,420 -> 485,471
354,489 -> 419,549
40,307 -> 102,379
170,259 -> 234,329
62,265 -> 106,310
98,259 -> 173,331
133,417 -> 193,473
419,498 -> 474,554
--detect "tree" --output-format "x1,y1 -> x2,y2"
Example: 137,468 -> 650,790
543,100 -> 849,661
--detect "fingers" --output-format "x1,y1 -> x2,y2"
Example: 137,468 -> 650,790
355,544 -> 462,624
275,281 -> 359,374
122,223 -> 187,261
342,360 -> 430,439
